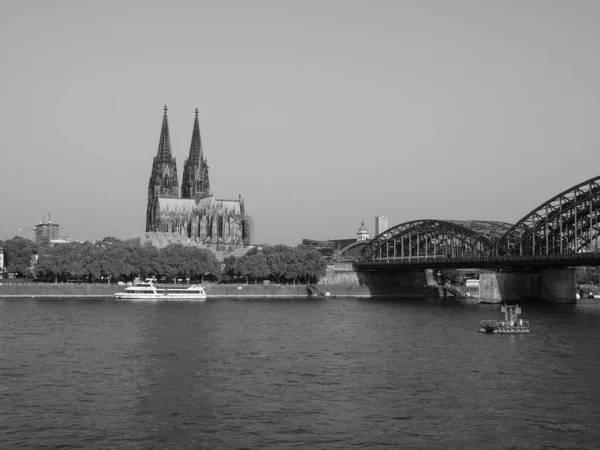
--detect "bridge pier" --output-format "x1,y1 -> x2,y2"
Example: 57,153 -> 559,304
358,270 -> 429,297
539,269 -> 576,303
479,269 -> 576,303
479,272 -> 538,303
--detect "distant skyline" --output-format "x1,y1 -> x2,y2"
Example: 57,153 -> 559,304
2,1 -> 600,245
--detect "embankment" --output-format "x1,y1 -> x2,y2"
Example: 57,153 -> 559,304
0,282 -> 373,299
0,282 -> 408,299
0,283 -> 121,298
0,265 -> 453,299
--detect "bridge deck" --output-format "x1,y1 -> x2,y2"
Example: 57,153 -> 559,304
357,252 -> 600,270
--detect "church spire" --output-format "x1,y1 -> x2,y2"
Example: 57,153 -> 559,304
156,105 -> 172,160
181,107 -> 210,199
146,105 -> 179,232
188,107 -> 203,164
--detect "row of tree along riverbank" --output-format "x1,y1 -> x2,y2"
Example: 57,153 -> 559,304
0,237 -> 327,285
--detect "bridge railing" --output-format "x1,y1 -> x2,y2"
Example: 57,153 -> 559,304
358,252 -> 600,266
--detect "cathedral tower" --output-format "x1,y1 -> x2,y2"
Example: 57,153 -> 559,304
146,105 -> 179,232
142,105 -> 250,255
181,108 -> 210,199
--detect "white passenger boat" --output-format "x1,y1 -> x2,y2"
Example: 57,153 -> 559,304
114,278 -> 207,301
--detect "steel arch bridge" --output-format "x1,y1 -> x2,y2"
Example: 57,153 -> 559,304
358,175 -> 600,269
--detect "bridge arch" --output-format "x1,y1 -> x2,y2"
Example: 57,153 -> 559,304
361,220 -> 512,262
339,241 -> 369,260
498,175 -> 600,256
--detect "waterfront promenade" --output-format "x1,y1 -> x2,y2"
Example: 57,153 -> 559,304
0,282 -> 373,299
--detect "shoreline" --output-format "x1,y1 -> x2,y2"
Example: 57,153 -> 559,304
0,281 -> 464,300
0,293 -> 422,299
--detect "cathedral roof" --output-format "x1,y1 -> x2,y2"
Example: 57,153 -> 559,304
157,195 -> 242,215
156,105 -> 173,161
125,232 -> 206,249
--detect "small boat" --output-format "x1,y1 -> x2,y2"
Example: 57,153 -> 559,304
479,303 -> 530,333
115,278 -> 207,301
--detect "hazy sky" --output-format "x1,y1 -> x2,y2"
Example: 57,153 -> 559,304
2,1 -> 600,245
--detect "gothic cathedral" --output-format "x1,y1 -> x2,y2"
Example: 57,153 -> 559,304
146,106 -> 251,254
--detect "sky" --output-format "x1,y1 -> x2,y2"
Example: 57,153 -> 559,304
2,0 -> 600,245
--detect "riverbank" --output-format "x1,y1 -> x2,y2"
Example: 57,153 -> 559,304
0,281 -> 450,299
0,282 -> 378,299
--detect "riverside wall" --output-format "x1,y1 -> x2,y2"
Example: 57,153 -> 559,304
0,266 -> 430,299
318,263 -> 432,297
0,263 -> 444,299
479,269 -> 577,303
0,283 -> 378,299
0,281 -> 372,299
0,282 -> 121,298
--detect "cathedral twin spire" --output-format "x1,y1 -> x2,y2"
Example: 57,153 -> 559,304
150,105 -> 210,198
156,105 -> 173,161
146,106 -> 211,231
182,107 -> 210,199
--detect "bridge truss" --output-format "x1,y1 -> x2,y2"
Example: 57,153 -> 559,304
360,175 -> 600,267
497,177 -> 600,256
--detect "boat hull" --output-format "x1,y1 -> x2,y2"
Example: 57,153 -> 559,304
479,308 -> 530,333
478,326 -> 530,333
115,294 -> 206,301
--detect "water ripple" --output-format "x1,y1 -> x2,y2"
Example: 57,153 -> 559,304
1,298 -> 600,449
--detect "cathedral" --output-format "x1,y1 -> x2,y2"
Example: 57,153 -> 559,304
145,106 -> 252,255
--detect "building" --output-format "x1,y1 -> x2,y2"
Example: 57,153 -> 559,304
0,246 -> 4,273
357,219 -> 369,241
375,214 -> 388,236
243,215 -> 255,246
301,239 -> 336,259
145,106 -> 251,255
34,215 -> 59,244
125,231 -> 207,249
302,217 -> 373,261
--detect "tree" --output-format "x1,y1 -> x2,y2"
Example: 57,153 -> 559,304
440,268 -> 461,284
19,236 -> 227,284
1,236 -> 38,277
245,252 -> 270,284
263,245 -> 294,284
196,247 -> 221,280
222,255 -> 239,282
297,246 -> 327,284
99,241 -> 136,282
131,245 -> 160,278
35,243 -> 84,282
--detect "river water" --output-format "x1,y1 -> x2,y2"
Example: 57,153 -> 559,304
1,297 -> 599,449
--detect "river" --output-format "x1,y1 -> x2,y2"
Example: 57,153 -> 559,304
1,297 -> 599,449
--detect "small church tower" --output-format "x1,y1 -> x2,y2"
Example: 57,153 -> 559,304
146,105 -> 179,232
357,218 -> 370,241
181,108 -> 210,199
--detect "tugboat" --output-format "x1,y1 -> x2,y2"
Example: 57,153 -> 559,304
479,304 -> 530,333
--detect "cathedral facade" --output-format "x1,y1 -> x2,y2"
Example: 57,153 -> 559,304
145,106 -> 251,254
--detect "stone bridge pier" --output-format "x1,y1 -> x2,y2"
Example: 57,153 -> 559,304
479,269 -> 576,303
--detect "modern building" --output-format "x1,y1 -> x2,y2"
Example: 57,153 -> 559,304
145,106 -> 252,255
0,246 -> 4,273
375,214 -> 388,236
34,215 -> 59,244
